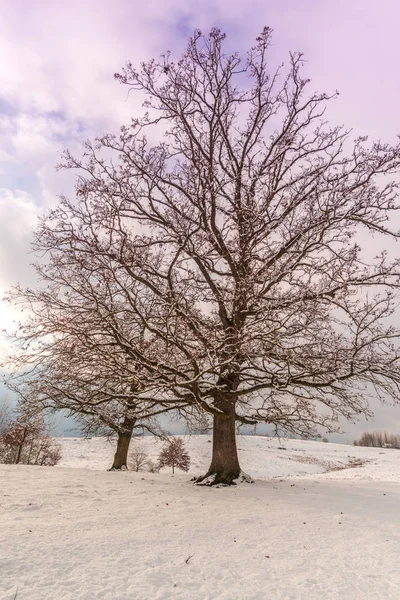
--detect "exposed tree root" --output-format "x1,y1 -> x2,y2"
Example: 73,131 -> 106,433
108,465 -> 128,471
193,470 -> 254,487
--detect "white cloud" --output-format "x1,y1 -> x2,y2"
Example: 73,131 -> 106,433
0,188 -> 39,358
0,188 -> 38,241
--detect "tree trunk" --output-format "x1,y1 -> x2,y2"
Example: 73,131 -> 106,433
109,418 -> 135,470
195,398 -> 241,485
15,443 -> 23,465
15,428 -> 27,464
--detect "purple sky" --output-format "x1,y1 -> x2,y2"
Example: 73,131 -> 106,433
1,0 -> 400,439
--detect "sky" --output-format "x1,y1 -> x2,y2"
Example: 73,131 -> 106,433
1,0 -> 400,440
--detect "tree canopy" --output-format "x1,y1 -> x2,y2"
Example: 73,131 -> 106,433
5,27 -> 400,483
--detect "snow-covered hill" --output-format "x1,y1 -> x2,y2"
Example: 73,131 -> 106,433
1,436 -> 400,600
57,433 -> 400,482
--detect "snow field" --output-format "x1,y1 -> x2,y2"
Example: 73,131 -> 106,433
0,435 -> 399,599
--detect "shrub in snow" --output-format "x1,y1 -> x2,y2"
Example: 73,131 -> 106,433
145,459 -> 160,473
158,438 -> 191,474
0,410 -> 62,466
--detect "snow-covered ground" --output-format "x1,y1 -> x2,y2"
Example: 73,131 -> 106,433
1,435 -> 400,599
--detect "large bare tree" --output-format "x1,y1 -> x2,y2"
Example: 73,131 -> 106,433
6,28 -> 400,484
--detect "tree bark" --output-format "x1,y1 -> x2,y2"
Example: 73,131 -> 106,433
15,443 -> 23,465
196,398 -> 241,485
109,418 -> 135,470
15,428 -> 27,464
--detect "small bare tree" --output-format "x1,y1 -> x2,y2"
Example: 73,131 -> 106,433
128,444 -> 150,471
158,438 -> 191,474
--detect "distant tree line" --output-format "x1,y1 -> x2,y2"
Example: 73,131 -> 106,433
354,431 -> 400,449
